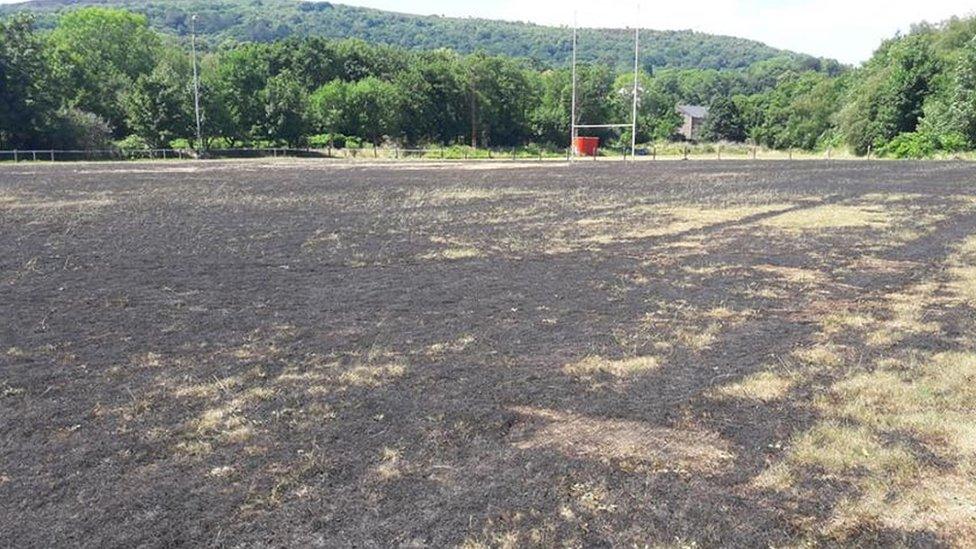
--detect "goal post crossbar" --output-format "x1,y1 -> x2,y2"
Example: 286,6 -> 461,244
573,124 -> 634,129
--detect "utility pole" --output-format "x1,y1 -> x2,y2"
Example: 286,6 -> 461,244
191,14 -> 203,151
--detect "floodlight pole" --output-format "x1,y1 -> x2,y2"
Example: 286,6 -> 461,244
570,14 -> 578,160
191,14 -> 203,152
630,9 -> 640,159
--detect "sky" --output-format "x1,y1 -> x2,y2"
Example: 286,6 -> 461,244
331,0 -> 976,64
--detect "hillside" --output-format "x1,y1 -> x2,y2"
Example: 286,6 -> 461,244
0,0 -> 836,71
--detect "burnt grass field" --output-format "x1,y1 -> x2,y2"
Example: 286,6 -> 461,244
3,159 -> 976,547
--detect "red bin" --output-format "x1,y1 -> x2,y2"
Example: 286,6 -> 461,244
573,136 -> 599,157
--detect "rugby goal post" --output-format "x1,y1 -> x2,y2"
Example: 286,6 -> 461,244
570,8 -> 641,160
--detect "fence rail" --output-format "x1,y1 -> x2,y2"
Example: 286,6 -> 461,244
1,145 -> 957,163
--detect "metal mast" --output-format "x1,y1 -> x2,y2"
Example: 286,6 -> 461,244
191,14 -> 203,151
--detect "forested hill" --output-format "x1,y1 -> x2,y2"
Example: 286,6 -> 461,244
0,0 -> 835,71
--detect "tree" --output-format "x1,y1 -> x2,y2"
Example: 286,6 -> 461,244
528,69 -> 570,146
310,80 -> 352,138
748,72 -> 845,149
211,45 -> 271,144
466,54 -> 535,146
921,36 -> 976,147
839,33 -> 941,154
123,49 -> 194,148
395,50 -> 468,145
347,77 -> 401,146
47,7 -> 161,135
701,97 -> 746,142
0,15 -> 55,149
261,71 -> 309,147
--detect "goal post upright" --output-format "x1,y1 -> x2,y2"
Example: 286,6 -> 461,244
570,13 -> 578,161
631,6 -> 640,159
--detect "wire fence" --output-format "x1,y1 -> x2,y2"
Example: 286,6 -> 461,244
1,145 -> 964,163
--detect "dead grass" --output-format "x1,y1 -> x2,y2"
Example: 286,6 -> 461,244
755,265 -> 826,286
792,344 -> 845,369
761,204 -> 890,231
421,247 -> 482,261
0,196 -> 115,210
865,282 -> 940,347
421,236 -> 483,261
713,371 -> 793,402
511,407 -> 733,474
563,355 -> 660,379
948,235 -> 976,305
675,322 -> 723,352
338,360 -> 406,388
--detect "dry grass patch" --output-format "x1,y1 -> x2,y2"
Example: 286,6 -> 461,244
755,265 -> 827,286
427,335 -> 475,356
761,204 -> 890,231
421,236 -> 483,261
713,371 -> 793,402
826,352 -> 976,452
339,359 -> 406,388
0,197 -> 116,210
758,350 -> 976,543
172,375 -> 244,399
511,406 -> 733,473
948,235 -> 976,305
820,310 -> 874,335
675,322 -> 723,351
421,247 -> 482,261
789,422 -> 918,477
371,447 -> 404,481
563,355 -> 659,379
792,344 -> 844,369
865,282 -> 940,347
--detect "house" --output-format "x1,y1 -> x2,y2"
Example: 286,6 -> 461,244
676,105 -> 709,141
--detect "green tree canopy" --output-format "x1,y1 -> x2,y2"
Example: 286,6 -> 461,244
47,7 -> 160,134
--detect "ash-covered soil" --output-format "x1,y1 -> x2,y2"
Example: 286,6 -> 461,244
2,159 -> 975,547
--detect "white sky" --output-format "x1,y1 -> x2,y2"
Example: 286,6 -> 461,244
2,0 -> 973,64
330,0 -> 976,64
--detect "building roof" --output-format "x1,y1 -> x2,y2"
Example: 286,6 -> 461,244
677,105 -> 709,119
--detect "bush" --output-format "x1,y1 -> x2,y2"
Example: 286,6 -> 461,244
116,135 -> 149,150
47,109 -> 114,150
878,131 -> 966,159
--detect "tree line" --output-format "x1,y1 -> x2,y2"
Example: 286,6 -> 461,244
5,0 -> 826,71
2,7 -> 976,158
